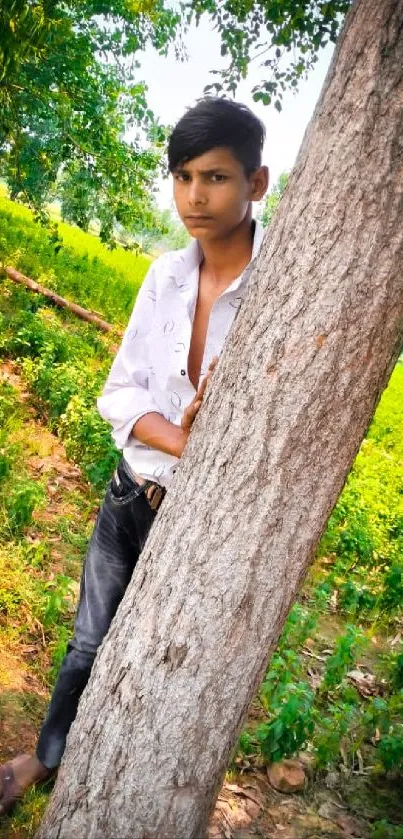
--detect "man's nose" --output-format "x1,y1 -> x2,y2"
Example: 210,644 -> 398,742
188,179 -> 207,206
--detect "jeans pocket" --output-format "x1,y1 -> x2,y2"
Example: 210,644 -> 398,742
108,461 -> 143,506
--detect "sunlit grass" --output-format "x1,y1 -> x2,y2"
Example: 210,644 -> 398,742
0,191 -> 151,323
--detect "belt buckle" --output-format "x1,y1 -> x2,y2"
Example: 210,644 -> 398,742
147,484 -> 164,511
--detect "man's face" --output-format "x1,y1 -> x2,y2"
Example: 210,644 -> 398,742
172,147 -> 268,241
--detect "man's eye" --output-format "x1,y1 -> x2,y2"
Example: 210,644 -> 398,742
211,174 -> 227,183
174,172 -> 190,182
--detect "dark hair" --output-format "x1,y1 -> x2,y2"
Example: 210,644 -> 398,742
168,97 -> 265,175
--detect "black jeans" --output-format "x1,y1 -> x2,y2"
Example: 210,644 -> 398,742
36,458 -> 158,769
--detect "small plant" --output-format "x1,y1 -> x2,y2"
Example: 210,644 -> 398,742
3,479 -> 45,536
59,394 -> 119,486
371,821 -> 403,839
313,701 -> 360,768
256,681 -> 315,763
320,625 -> 366,695
377,730 -> 403,772
41,574 -> 76,629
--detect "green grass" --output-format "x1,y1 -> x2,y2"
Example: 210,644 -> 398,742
0,191 -> 152,488
0,283 -> 118,488
318,362 -> 403,621
0,190 -> 151,324
238,362 -> 403,782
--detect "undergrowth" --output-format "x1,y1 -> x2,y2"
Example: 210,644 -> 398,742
0,380 -> 79,688
238,363 -> 403,782
0,283 -> 119,487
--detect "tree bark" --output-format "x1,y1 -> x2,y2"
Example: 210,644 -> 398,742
38,1 -> 403,836
3,265 -> 121,334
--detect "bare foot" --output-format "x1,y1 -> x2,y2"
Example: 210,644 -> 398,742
8,754 -> 51,788
0,754 -> 53,816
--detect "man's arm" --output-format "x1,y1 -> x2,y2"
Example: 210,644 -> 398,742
97,261 -> 163,448
132,358 -> 217,458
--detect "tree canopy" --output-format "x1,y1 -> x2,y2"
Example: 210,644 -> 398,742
0,0 -> 177,242
0,0 -> 351,243
191,0 -> 351,108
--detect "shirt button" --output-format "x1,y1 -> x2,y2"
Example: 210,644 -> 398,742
181,369 -> 186,376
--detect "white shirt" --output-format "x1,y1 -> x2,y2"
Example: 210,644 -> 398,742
97,222 -> 264,488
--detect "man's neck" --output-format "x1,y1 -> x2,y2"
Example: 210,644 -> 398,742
199,215 -> 255,289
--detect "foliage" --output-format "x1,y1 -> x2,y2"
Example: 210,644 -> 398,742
317,364 -> 403,623
0,376 -> 86,700
0,289 -> 118,488
0,196 -> 147,488
59,395 -> 119,487
0,192 -> 153,488
239,603 -> 317,763
4,480 -> 46,537
0,0 -> 177,242
257,678 -> 315,763
1,0 -> 355,239
132,206 -> 191,254
260,172 -> 288,227
320,625 -> 365,694
372,824 -> 403,839
238,362 -> 403,777
188,0 -> 351,108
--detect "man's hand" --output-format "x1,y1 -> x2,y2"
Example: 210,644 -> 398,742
181,356 -> 218,437
132,357 -> 218,460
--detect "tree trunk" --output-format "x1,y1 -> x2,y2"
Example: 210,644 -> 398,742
3,265 -> 120,334
37,1 -> 403,836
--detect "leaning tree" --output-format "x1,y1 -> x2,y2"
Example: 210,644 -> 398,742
38,0 -> 403,835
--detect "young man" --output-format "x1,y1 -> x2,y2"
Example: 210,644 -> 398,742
0,96 -> 268,815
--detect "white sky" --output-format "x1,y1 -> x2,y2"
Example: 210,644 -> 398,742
138,20 -> 335,209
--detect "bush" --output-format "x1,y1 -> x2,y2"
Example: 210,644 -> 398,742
2,480 -> 45,537
60,395 -> 118,486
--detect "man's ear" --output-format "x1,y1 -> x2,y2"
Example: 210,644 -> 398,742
250,166 -> 269,202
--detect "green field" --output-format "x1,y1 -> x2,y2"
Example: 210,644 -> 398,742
0,189 -> 151,325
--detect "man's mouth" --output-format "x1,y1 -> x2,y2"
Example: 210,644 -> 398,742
185,214 -> 213,220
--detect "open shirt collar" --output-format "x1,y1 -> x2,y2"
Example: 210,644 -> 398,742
171,221 -> 265,291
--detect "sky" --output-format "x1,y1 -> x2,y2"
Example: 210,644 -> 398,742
138,19 -> 335,209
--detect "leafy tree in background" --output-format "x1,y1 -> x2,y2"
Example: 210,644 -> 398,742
0,0 -> 177,242
130,206 -> 190,253
1,1 -> 352,244
191,0 -> 352,109
260,172 -> 289,227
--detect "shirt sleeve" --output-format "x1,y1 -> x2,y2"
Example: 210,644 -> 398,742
97,258 -> 163,450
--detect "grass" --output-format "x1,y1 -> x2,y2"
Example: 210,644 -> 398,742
0,188 -> 151,324
0,366 -> 97,838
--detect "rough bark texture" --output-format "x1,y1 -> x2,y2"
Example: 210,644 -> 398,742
4,265 -> 120,334
38,1 -> 403,836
